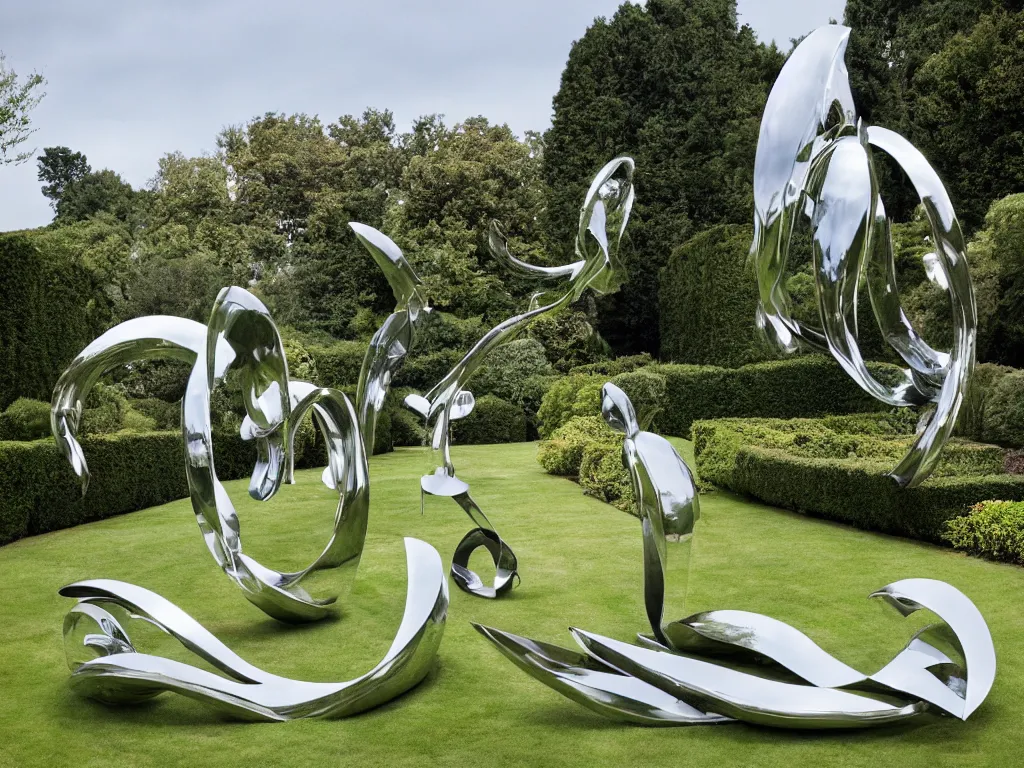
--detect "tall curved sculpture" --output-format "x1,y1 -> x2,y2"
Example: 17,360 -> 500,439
61,538 -> 448,721
751,25 -> 976,488
476,384 -> 996,729
406,156 -> 635,598
52,287 -> 368,623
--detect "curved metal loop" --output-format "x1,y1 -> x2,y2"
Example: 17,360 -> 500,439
750,25 -> 977,487
59,538 -> 449,721
51,287 -> 369,624
405,156 -> 635,598
351,223 -> 431,456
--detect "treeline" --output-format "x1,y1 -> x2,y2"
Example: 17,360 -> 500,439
7,0 -> 1024,410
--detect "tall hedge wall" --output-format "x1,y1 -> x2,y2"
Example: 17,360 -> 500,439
0,233 -> 97,409
659,224 -> 771,368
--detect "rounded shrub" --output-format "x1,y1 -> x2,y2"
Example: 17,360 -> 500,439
536,374 -> 605,437
537,416 -> 618,477
0,398 -> 52,441
452,395 -> 527,445
578,441 -> 634,515
610,369 -> 666,430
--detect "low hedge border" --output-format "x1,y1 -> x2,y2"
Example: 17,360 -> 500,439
0,431 -> 259,547
693,417 -> 1024,544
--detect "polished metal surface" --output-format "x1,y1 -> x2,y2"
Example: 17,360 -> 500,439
52,287 -> 369,623
406,156 -> 635,598
477,386 -> 996,728
60,538 -> 449,721
750,25 -> 977,488
351,223 -> 430,456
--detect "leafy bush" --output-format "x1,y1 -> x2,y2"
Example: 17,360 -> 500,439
0,430 -> 259,546
528,310 -> 610,372
956,363 -> 1015,442
391,408 -> 425,447
983,369 -> 1024,448
570,354 -> 654,377
944,500 -> 1024,565
452,395 -> 527,445
693,416 -> 1024,544
536,374 -> 605,437
659,224 -> 775,368
130,398 -> 181,430
537,416 -> 618,477
395,349 -> 464,391
0,398 -> 52,441
474,338 -> 554,403
306,339 -> 366,388
81,383 -> 128,435
578,441 -> 634,515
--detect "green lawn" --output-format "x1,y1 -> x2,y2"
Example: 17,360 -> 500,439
1,441 -> 1022,767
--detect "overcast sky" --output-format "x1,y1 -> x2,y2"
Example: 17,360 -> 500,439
0,0 -> 845,231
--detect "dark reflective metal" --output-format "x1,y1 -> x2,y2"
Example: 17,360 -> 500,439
750,25 -> 976,488
407,156 -> 635,598
60,538 -> 449,721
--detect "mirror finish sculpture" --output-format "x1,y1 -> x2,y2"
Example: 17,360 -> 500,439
406,156 -> 635,598
53,286 -> 368,623
476,384 -> 996,729
750,25 -> 977,488
61,538 -> 448,721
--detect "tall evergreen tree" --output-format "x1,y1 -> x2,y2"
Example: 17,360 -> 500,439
543,0 -> 783,354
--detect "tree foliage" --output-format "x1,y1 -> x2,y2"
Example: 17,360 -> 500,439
0,54 -> 44,165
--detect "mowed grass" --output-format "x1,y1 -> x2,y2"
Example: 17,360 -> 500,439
1,441 -> 1023,767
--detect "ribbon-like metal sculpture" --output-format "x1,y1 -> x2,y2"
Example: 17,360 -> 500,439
751,25 -> 977,488
60,539 -> 447,721
476,384 -> 996,728
53,230 -> 450,718
406,156 -> 635,598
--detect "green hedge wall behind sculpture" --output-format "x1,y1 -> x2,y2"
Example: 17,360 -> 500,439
0,431 -> 259,546
0,233 -> 97,410
659,224 -> 772,368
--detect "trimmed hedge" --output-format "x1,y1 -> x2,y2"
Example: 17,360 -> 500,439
537,416 -> 618,477
0,233 -> 97,410
659,224 -> 772,368
0,398 -> 52,441
452,395 -> 528,445
652,355 -> 904,438
0,431 -> 259,546
693,416 -> 1024,544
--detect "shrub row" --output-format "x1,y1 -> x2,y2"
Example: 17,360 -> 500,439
452,395 -> 528,445
693,417 -> 1024,544
0,431 -> 259,546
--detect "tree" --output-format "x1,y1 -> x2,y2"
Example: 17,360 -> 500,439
56,169 -> 137,224
910,9 -> 1024,231
37,146 -> 90,208
0,53 -> 45,165
543,0 -> 784,354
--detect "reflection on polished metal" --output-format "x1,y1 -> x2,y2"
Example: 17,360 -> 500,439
351,223 -> 430,458
407,156 -> 635,598
60,538 -> 449,721
751,25 -> 977,488
52,287 -> 369,623
476,386 -> 996,728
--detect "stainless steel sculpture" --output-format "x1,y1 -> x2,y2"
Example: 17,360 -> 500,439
61,538 -> 448,721
750,25 -> 977,488
406,156 -> 635,598
476,384 -> 996,728
53,286 -> 369,623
